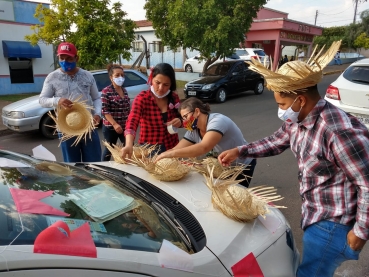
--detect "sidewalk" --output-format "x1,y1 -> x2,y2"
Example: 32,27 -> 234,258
0,63 -> 351,135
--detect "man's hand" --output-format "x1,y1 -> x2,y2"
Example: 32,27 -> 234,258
113,123 -> 123,134
347,230 -> 366,251
218,148 -> 240,166
58,98 -> 73,109
154,150 -> 174,163
93,115 -> 101,126
167,118 -> 182,128
120,145 -> 133,161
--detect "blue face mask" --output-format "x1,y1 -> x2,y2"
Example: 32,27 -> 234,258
59,60 -> 76,72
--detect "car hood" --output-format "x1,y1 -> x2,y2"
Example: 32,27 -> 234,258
188,76 -> 225,85
98,162 -> 288,271
2,95 -> 52,118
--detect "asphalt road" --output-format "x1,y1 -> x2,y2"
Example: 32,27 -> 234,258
0,73 -> 368,276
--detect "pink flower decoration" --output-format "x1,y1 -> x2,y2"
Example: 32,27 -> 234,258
169,102 -> 180,109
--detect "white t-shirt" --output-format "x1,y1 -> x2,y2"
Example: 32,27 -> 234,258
183,113 -> 253,166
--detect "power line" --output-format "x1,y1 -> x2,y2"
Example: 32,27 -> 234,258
318,18 -> 354,24
319,10 -> 347,16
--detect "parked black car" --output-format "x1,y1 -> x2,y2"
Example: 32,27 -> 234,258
184,60 -> 265,103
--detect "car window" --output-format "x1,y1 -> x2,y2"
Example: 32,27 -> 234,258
227,53 -> 240,59
93,73 -> 110,91
205,63 -> 231,76
124,72 -> 147,87
343,66 -> 369,85
253,50 -> 266,57
235,50 -> 248,56
233,63 -> 244,73
0,152 -> 190,253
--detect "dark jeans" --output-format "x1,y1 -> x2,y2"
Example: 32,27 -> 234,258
59,129 -> 101,162
236,158 -> 257,188
142,143 -> 166,156
102,125 -> 125,161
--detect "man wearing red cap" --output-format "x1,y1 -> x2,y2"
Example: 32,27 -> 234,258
39,42 -> 102,162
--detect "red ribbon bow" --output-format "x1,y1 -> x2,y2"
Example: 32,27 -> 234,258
169,102 -> 180,109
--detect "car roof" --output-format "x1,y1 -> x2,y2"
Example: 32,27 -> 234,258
351,58 -> 369,66
211,60 -> 243,65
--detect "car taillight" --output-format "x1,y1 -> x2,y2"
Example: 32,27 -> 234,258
251,55 -> 258,59
325,85 -> 341,100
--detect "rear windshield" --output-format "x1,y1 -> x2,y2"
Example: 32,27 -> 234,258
343,66 -> 369,85
0,152 -> 190,253
253,50 -> 266,56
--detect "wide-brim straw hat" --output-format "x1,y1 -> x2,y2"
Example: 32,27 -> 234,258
203,165 -> 285,223
192,157 -> 248,179
35,161 -> 75,176
48,99 -> 95,146
247,40 -> 341,94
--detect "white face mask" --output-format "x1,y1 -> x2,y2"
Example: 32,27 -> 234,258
151,85 -> 171,99
113,77 -> 125,87
278,97 -> 302,124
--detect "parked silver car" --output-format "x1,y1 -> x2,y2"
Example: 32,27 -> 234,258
1,69 -> 149,139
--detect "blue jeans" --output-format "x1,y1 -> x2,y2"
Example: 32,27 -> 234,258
297,220 -> 362,277
59,129 -> 101,162
102,125 -> 125,161
143,143 -> 166,156
334,58 -> 342,65
236,158 -> 257,188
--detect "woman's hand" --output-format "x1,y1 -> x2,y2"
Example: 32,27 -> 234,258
154,150 -> 174,163
167,118 -> 182,128
113,123 -> 123,134
218,148 -> 239,166
58,98 -> 73,109
120,145 -> 133,160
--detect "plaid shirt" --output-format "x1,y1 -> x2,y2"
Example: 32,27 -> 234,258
101,85 -> 130,128
124,90 -> 181,150
239,99 -> 369,240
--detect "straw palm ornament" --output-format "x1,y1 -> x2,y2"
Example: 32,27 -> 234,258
247,40 -> 341,94
203,165 -> 286,222
35,161 -> 75,176
192,157 -> 248,179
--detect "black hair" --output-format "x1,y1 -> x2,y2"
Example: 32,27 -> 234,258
152,63 -> 176,91
179,98 -> 211,114
107,64 -> 124,77
279,85 -> 320,99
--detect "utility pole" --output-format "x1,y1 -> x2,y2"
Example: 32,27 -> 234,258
353,0 -> 359,24
314,10 -> 318,25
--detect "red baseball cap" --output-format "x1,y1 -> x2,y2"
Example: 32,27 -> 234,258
57,42 -> 77,57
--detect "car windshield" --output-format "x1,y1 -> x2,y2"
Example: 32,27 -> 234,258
254,50 -> 266,57
0,151 -> 191,253
343,66 -> 369,85
204,63 -> 232,76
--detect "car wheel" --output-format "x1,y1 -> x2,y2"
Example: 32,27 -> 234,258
254,80 -> 264,95
216,88 -> 227,103
40,113 -> 57,139
185,64 -> 193,73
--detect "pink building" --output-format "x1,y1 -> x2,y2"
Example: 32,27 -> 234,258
245,7 -> 323,70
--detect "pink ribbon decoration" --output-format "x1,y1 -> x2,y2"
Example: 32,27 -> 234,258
169,102 -> 180,109
147,66 -> 155,85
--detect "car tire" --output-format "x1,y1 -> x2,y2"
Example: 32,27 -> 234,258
40,113 -> 58,139
215,88 -> 227,103
254,80 -> 264,95
185,64 -> 193,73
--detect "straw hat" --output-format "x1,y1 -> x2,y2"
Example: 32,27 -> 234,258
48,99 -> 95,146
102,141 -> 127,164
203,165 -> 285,222
247,40 -> 341,94
35,161 -> 75,176
192,157 -> 247,179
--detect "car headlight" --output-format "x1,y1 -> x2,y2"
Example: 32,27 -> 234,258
8,111 -> 25,119
202,84 -> 215,90
184,83 -> 188,89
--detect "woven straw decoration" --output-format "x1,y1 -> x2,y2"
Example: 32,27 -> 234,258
203,165 -> 286,222
48,98 -> 95,146
102,141 -> 127,164
35,162 -> 75,176
247,40 -> 341,94
192,157 -> 248,179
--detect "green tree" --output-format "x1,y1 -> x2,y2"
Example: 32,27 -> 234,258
313,26 -> 348,48
144,0 -> 267,72
25,0 -> 136,70
354,32 -> 369,49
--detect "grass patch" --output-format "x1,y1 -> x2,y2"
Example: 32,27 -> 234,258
0,93 -> 40,102
176,80 -> 187,88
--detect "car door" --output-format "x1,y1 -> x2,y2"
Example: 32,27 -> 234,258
244,63 -> 258,90
123,71 -> 149,99
192,56 -> 205,73
227,63 -> 244,94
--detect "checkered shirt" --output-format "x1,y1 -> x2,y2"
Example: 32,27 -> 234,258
238,99 -> 369,240
101,85 -> 130,128
124,90 -> 181,150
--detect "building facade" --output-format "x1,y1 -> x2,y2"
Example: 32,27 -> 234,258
122,7 -> 323,71
0,0 -> 54,95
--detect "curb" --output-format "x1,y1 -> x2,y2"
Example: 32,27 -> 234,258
323,70 -> 343,76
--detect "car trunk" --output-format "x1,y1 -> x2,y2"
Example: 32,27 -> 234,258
337,81 -> 369,108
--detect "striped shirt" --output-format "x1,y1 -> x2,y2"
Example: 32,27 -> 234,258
101,84 -> 130,128
238,99 -> 369,240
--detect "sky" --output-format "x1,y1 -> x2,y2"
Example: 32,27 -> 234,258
29,0 -> 369,28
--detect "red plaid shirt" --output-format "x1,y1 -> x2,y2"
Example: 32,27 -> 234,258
101,85 -> 130,128
124,90 -> 181,150
238,99 -> 369,240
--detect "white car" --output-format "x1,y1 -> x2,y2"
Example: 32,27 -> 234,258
324,58 -> 369,128
235,48 -> 270,67
1,69 -> 149,139
183,54 -> 241,73
0,150 -> 299,276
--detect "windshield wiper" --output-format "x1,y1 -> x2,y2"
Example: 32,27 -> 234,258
352,79 -> 369,84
